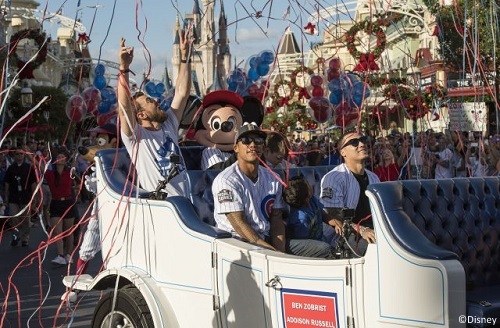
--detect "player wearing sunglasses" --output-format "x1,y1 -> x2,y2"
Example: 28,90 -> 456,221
212,123 -> 286,252
320,132 -> 380,255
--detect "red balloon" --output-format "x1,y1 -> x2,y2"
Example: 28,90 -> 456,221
334,102 -> 358,127
65,95 -> 86,122
310,75 -> 323,86
97,112 -> 117,126
247,83 -> 259,97
312,86 -> 324,97
329,58 -> 341,70
308,97 -> 331,123
327,69 -> 340,82
82,87 -> 101,116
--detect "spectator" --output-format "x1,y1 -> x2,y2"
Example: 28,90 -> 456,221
320,132 -> 380,255
263,132 -> 296,169
46,151 -> 77,265
305,141 -> 323,166
465,142 -> 488,177
212,123 -> 286,252
450,140 -> 467,177
4,148 -> 38,247
117,28 -> 192,196
433,136 -> 453,179
283,175 -> 342,259
373,146 -> 406,182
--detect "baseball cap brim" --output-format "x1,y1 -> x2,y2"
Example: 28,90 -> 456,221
202,90 -> 244,109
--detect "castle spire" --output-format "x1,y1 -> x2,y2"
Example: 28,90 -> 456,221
173,13 -> 180,45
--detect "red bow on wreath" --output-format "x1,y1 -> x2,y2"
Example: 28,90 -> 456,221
278,96 -> 290,107
304,22 -> 316,35
297,87 -> 311,100
353,53 -> 380,72
77,33 -> 91,44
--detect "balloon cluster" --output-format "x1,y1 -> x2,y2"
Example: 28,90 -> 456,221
326,58 -> 371,127
308,75 -> 332,123
227,50 -> 274,100
65,63 -> 118,125
144,81 -> 171,111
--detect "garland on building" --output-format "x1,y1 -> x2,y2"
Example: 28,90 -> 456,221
345,15 -> 400,71
9,29 -> 48,79
382,83 -> 448,119
262,104 -> 318,135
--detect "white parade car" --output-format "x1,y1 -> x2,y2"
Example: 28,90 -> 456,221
64,148 -> 499,328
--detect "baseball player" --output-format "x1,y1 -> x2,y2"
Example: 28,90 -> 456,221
212,123 -> 286,252
320,132 -> 380,255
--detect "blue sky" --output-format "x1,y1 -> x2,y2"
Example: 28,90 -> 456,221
41,0 -> 330,82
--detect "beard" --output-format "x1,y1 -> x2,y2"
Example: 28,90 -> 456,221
149,110 -> 167,123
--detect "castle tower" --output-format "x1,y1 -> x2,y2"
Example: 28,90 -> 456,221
217,1 -> 230,89
172,0 -> 231,97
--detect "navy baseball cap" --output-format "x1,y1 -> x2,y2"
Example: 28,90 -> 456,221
87,123 -> 117,137
235,122 -> 266,143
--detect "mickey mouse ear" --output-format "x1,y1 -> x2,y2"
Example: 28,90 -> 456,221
241,96 -> 264,126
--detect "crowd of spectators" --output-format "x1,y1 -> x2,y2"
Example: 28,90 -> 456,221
285,128 -> 500,181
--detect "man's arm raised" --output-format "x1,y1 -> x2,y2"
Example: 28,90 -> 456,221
170,27 -> 193,123
117,38 -> 136,137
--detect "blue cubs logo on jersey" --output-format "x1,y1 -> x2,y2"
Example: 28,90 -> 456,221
260,194 -> 276,220
321,187 -> 334,199
155,135 -> 185,177
217,189 -> 234,203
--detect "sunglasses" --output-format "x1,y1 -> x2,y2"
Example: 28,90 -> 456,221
341,136 -> 368,149
237,136 -> 265,145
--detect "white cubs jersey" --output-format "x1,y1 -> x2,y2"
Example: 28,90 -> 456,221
201,147 -> 232,170
212,163 -> 284,238
320,163 -> 380,209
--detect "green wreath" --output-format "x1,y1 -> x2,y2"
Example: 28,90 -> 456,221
345,20 -> 387,60
10,29 -> 48,79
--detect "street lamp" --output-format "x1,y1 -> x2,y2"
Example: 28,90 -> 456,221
406,66 -> 422,90
21,84 -> 33,108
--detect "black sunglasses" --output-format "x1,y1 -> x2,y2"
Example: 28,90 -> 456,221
238,136 -> 265,145
341,136 -> 368,149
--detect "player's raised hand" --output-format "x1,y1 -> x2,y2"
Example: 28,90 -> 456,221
119,38 -> 134,69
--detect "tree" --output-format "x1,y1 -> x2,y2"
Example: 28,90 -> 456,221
423,0 -> 500,133
5,86 -> 69,141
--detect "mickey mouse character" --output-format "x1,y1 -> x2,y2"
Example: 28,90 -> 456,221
194,90 -> 264,170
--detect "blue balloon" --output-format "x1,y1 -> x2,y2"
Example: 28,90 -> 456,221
249,56 -> 262,69
155,83 -> 166,95
101,87 -> 117,104
350,82 -> 370,107
256,63 -> 270,76
145,81 -> 157,97
247,68 -> 259,82
260,51 -> 274,65
97,101 -> 111,114
94,64 -> 106,76
329,92 -> 342,106
228,81 -> 238,91
93,75 -> 107,90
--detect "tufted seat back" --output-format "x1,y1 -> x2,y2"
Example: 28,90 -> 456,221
368,177 -> 500,325
369,178 -> 500,289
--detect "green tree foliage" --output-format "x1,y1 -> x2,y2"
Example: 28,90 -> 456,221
5,85 -> 69,141
423,0 -> 499,72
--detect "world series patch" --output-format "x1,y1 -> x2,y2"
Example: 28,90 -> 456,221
321,187 -> 334,199
217,189 -> 234,203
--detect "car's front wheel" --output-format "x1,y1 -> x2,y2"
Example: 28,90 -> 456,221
92,285 -> 154,328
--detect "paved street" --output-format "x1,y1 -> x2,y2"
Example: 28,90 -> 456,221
0,203 -> 103,328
